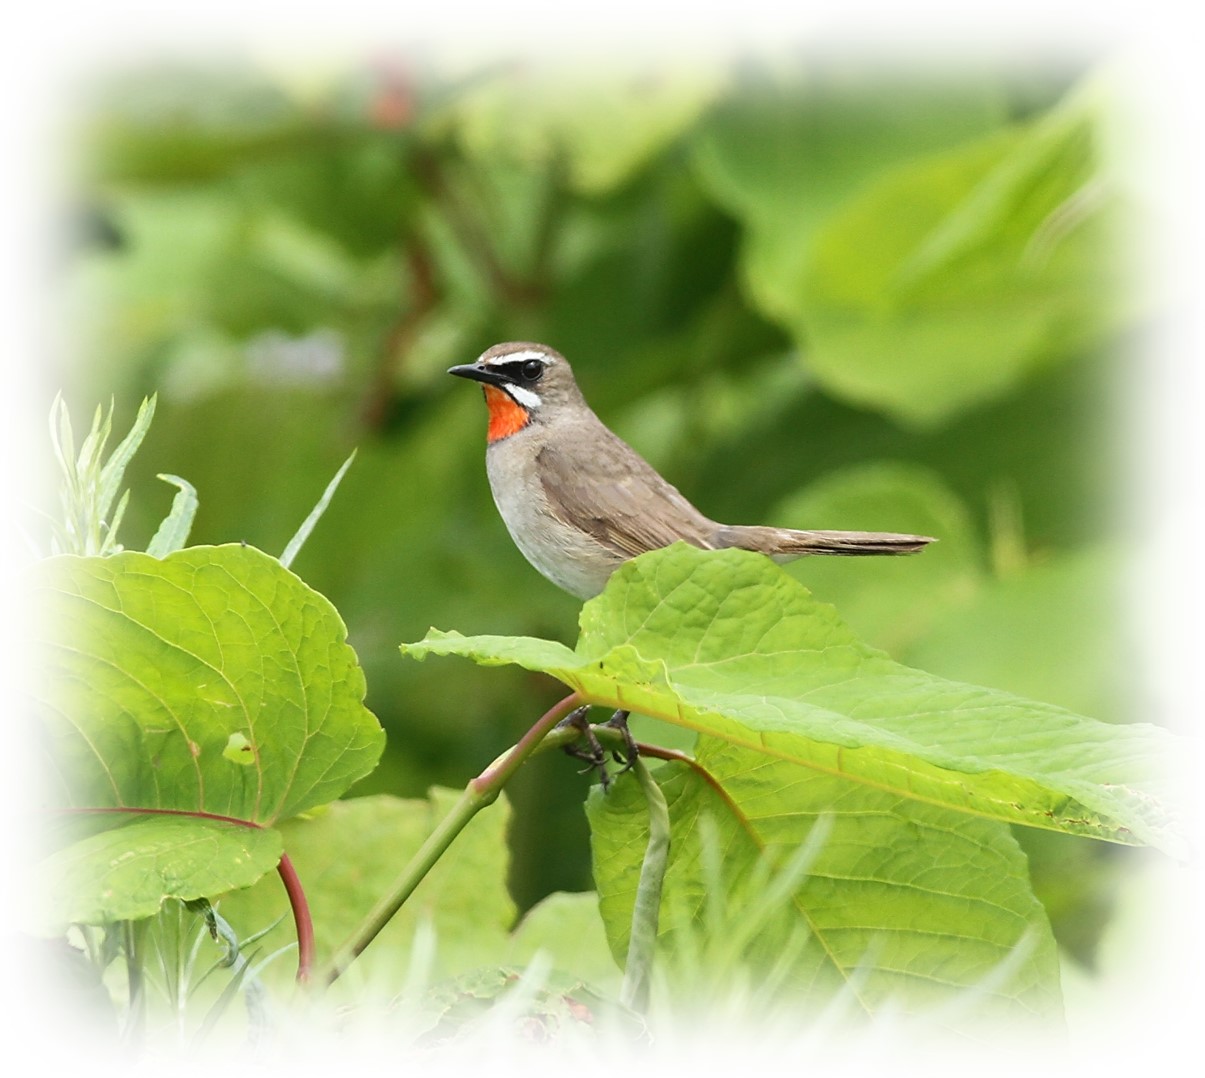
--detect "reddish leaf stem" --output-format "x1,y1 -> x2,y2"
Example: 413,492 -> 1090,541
275,852 -> 314,984
470,690 -> 584,794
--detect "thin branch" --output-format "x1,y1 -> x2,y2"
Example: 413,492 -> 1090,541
318,690 -> 584,987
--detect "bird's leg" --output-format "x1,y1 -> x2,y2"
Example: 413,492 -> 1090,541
555,705 -> 611,790
605,710 -> 639,774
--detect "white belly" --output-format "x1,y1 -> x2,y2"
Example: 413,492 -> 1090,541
486,443 -> 618,599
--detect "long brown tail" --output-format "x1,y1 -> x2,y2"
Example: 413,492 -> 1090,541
713,524 -> 935,557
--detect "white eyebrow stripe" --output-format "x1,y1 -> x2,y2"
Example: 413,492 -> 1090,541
479,348 -> 556,367
504,384 -> 543,409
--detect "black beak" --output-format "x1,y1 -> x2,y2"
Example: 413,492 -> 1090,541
448,363 -> 510,388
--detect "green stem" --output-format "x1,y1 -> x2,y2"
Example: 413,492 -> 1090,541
318,691 -> 584,987
620,758 -> 671,1015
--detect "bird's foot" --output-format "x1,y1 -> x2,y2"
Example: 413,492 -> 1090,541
555,706 -> 639,791
605,710 -> 639,776
556,705 -> 611,790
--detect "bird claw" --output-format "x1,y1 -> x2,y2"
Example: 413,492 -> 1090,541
556,706 -> 638,791
605,710 -> 638,776
557,706 -> 610,790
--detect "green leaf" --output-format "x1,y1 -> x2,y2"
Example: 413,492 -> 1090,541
216,791 -> 517,989
146,473 -> 198,557
27,544 -> 384,824
279,450 -> 356,569
795,80 -> 1128,426
28,815 -> 282,935
588,739 -> 1062,1027
402,544 -> 1183,855
96,395 -> 157,526
691,68 -> 1009,325
48,395 -> 158,556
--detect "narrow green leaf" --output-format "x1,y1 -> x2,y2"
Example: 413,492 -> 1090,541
186,897 -> 241,966
48,393 -> 74,480
95,395 -> 156,522
28,816 -> 283,936
402,544 -> 1184,856
27,544 -> 384,825
104,489 -> 131,554
75,402 -> 111,486
588,738 -> 1062,1028
619,760 -> 669,1014
279,450 -> 356,569
146,474 -> 199,557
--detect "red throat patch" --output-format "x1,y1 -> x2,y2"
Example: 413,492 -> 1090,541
483,385 -> 531,442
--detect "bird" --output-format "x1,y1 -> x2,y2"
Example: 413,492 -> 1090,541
449,341 -> 935,781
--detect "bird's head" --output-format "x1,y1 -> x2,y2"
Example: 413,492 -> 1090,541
448,342 -> 584,442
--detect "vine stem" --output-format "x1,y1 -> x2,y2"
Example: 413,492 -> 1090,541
276,853 -> 315,984
316,690 -> 584,987
620,757 -> 670,1015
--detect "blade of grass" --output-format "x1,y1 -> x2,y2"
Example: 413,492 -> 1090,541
280,450 -> 356,569
147,475 -> 199,557
95,396 -> 156,523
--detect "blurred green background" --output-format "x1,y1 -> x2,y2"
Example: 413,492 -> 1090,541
44,50 -> 1148,974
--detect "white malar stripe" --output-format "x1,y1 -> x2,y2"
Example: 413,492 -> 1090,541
479,347 -> 555,368
504,384 -> 543,409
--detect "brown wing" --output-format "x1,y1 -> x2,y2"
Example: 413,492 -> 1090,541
535,429 -> 717,559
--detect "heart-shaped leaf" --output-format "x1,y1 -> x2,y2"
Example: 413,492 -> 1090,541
28,544 -> 385,825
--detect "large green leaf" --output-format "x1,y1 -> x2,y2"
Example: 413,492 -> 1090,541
29,815 -> 283,935
402,544 -> 1182,856
27,544 -> 384,825
588,738 -> 1062,1027
691,67 -> 1009,326
216,791 -> 517,991
795,80 -> 1127,426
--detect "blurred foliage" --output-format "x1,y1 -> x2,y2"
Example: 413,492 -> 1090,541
46,50 -> 1146,969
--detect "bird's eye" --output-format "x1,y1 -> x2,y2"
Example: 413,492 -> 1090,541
520,359 -> 544,382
